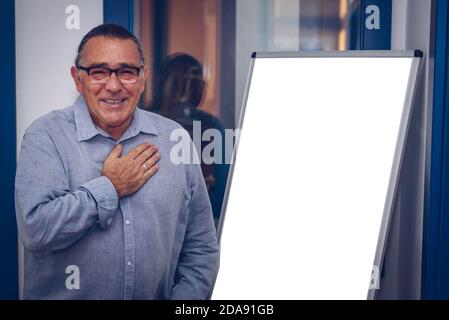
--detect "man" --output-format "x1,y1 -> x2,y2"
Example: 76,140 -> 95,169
15,24 -> 219,299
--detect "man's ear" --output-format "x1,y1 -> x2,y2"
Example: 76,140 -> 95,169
139,65 -> 150,94
143,65 -> 150,81
71,66 -> 84,94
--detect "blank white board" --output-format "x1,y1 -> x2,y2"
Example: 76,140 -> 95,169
213,51 -> 420,300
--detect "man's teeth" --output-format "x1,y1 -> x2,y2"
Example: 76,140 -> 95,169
104,99 -> 125,105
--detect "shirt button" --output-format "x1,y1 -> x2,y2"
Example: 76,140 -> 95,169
125,219 -> 130,225
127,261 -> 132,266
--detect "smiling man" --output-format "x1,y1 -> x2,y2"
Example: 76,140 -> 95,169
15,24 -> 219,299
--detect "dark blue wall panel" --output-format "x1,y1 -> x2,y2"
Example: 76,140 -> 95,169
423,0 -> 449,300
361,0 -> 392,50
0,0 -> 18,300
103,0 -> 133,31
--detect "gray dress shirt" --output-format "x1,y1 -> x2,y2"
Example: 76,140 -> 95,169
15,95 -> 219,299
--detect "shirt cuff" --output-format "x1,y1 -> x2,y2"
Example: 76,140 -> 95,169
81,176 -> 118,229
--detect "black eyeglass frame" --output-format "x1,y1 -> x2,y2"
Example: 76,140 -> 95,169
76,65 -> 144,80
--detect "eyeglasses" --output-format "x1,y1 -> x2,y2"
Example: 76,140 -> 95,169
77,65 -> 143,84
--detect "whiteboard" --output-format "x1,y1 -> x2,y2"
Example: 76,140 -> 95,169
213,51 -> 421,300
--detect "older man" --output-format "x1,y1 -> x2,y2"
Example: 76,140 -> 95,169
15,24 -> 219,299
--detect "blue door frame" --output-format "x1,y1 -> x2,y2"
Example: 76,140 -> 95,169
361,0 -> 392,50
349,0 -> 392,50
0,0 -> 18,300
422,0 -> 449,300
103,0 -> 134,31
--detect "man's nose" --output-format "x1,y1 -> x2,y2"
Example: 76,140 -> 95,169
104,72 -> 122,92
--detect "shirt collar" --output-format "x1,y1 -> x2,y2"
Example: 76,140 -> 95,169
74,95 -> 158,142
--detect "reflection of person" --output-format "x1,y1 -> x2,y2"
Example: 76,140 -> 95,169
148,53 -> 229,227
15,24 -> 219,299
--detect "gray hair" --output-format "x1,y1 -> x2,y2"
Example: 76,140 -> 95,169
75,24 -> 145,66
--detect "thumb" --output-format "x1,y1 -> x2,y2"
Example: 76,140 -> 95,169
107,144 -> 123,160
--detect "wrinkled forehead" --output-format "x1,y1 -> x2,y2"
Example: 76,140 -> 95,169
80,36 -> 141,67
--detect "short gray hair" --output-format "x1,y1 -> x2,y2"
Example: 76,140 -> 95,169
75,24 -> 145,66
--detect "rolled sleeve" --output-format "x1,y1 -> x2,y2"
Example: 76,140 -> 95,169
81,176 -> 118,229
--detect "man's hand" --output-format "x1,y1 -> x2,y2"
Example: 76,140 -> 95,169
102,143 -> 160,198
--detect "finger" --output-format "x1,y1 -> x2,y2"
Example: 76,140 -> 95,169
142,164 -> 159,180
106,144 -> 123,160
141,152 -> 161,171
128,143 -> 152,159
135,145 -> 158,165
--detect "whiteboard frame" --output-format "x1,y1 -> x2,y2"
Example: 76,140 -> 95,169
215,50 -> 422,300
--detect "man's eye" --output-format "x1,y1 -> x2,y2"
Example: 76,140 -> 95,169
119,68 -> 138,76
90,69 -> 108,76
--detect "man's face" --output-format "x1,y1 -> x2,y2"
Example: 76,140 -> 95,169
71,36 -> 149,137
